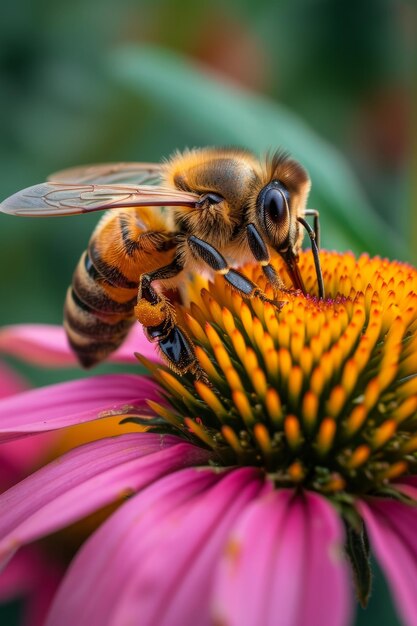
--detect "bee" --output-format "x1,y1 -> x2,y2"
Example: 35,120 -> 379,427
0,148 -> 323,375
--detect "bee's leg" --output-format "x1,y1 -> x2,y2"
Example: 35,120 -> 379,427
247,223 -> 308,295
188,235 -> 279,305
246,223 -> 287,292
136,256 -> 184,310
135,257 -> 198,375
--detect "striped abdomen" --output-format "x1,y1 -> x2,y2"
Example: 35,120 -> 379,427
64,208 -> 176,367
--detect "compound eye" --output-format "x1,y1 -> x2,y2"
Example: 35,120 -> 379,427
265,188 -> 286,222
256,181 -> 291,248
263,185 -> 289,230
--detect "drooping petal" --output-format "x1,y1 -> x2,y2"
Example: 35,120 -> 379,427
214,490 -> 352,626
0,361 -> 56,475
0,456 -> 20,491
0,547 -> 61,626
0,432 -> 211,567
21,560 -> 61,626
46,467 -> 267,626
358,498 -> 417,626
0,324 -> 160,366
0,373 -> 161,442
0,434 -> 57,478
393,475 -> 417,501
0,361 -> 27,397
0,548 -> 39,601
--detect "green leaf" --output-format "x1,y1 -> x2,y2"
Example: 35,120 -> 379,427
108,45 -> 407,259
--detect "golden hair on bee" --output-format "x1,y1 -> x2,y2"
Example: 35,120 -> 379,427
164,147 -> 261,247
0,146 -> 323,376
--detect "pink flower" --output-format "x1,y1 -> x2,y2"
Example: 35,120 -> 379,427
0,326 -> 156,625
0,323 -> 156,367
0,362 -> 61,626
1,252 -> 417,626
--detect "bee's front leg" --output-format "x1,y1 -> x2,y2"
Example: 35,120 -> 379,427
135,257 -> 198,375
247,223 -> 308,296
187,235 -> 282,307
246,223 -> 287,293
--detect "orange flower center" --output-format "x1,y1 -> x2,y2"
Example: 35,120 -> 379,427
148,251 -> 417,497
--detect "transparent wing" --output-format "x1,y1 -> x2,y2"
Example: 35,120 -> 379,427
0,182 -> 200,217
48,162 -> 164,186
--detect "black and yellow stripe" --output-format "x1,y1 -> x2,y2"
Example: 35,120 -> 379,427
64,209 -> 176,367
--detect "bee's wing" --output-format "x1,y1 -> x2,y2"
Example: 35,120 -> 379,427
48,162 -> 163,185
0,182 -> 200,217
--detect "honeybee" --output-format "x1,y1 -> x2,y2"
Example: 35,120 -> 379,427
0,148 -> 323,375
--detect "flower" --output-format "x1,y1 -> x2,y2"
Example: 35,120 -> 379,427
0,336 -> 152,625
0,362 -> 62,626
0,322 -> 156,367
1,250 -> 417,625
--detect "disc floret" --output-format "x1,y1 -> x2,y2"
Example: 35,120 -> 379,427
148,251 -> 417,498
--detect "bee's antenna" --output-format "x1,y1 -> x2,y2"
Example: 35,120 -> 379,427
297,216 -> 325,299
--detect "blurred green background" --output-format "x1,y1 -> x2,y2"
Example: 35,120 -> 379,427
0,0 -> 415,624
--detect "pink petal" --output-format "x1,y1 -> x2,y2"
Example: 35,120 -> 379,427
46,467 -> 265,626
0,373 -> 161,442
0,433 -> 57,478
0,548 -> 40,600
393,475 -> 417,501
21,560 -> 62,626
0,432 -> 211,567
0,324 -> 160,367
0,361 -> 57,475
0,361 -> 27,397
0,456 -> 19,492
214,490 -> 352,626
0,547 -> 61,626
358,497 -> 417,626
